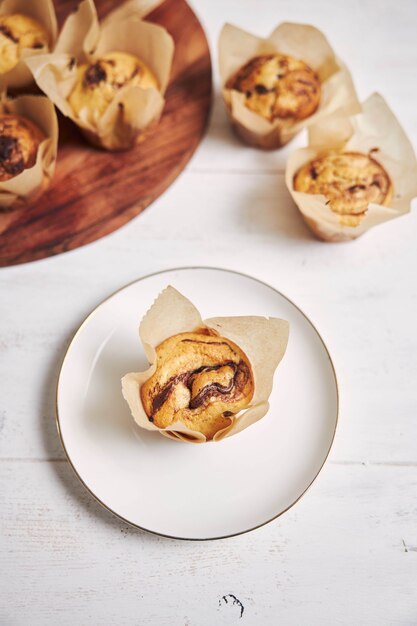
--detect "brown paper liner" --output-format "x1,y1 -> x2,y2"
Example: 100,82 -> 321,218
0,93 -> 58,210
26,0 -> 174,151
0,0 -> 57,91
219,22 -> 360,150
122,286 -> 289,444
286,93 -> 417,242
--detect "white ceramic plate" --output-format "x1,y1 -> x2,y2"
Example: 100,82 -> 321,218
57,267 -> 338,540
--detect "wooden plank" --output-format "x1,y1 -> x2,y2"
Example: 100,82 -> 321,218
0,460 -> 416,625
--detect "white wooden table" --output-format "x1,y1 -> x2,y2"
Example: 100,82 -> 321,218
1,1 -> 417,624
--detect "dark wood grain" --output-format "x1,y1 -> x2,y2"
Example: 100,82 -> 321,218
0,0 -> 212,266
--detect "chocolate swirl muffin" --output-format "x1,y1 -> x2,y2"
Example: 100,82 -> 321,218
68,51 -> 158,125
0,114 -> 44,182
293,151 -> 392,226
140,329 -> 254,440
227,53 -> 320,123
0,13 -> 49,74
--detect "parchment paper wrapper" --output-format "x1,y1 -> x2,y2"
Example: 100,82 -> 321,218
99,0 -> 163,26
286,93 -> 417,242
219,22 -> 360,150
0,93 -> 58,210
122,286 -> 290,444
26,0 -> 174,151
0,0 -> 57,90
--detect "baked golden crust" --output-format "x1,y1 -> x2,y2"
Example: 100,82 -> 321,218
0,13 -> 49,74
293,151 -> 393,226
140,329 -> 254,440
226,53 -> 320,123
68,51 -> 159,125
0,114 -> 44,182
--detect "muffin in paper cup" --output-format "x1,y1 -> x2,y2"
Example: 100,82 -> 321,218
26,0 -> 174,151
0,0 -> 57,91
286,93 -> 417,242
0,92 -> 58,211
219,22 -> 360,150
122,286 -> 289,443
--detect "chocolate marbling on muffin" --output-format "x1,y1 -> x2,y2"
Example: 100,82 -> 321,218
227,53 -> 320,123
0,114 -> 44,182
68,51 -> 158,125
0,13 -> 49,74
140,329 -> 254,441
293,151 -> 392,226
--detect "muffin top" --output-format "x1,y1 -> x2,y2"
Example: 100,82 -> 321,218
226,53 -> 321,123
68,51 -> 159,125
0,13 -> 49,74
293,151 -> 392,226
140,329 -> 254,440
0,114 -> 44,182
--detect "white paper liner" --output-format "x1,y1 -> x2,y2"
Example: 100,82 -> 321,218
122,286 -> 289,444
26,0 -> 174,150
286,93 -> 417,242
219,22 -> 360,149
0,0 -> 57,90
0,92 -> 58,210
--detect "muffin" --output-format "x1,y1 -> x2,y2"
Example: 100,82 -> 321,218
293,151 -> 393,227
219,22 -> 360,149
140,329 -> 254,440
0,13 -> 49,75
286,93 -> 417,242
0,95 -> 57,211
122,286 -> 289,443
0,113 -> 44,182
68,51 -> 159,126
227,53 -> 320,125
0,1 -> 57,91
26,0 -> 174,151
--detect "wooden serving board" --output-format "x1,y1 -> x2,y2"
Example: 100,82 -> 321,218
0,0 -> 212,267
